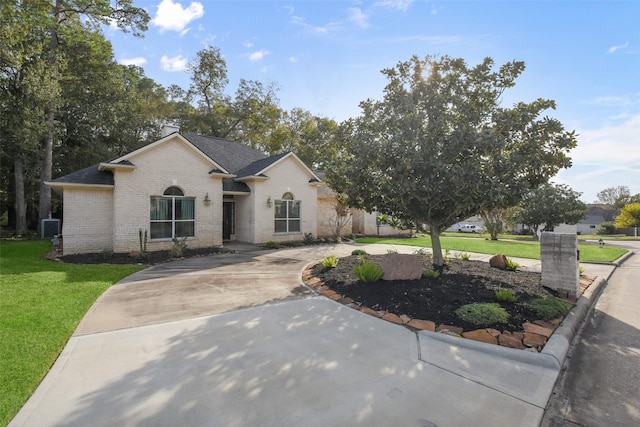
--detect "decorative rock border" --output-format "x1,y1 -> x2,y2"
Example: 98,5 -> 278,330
302,262 -> 596,352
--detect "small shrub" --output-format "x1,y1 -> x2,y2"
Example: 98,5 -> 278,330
351,248 -> 367,256
264,241 -> 281,249
303,233 -> 315,244
528,296 -> 569,321
386,249 -> 398,254
170,236 -> 188,258
138,228 -> 148,254
495,288 -> 518,303
444,249 -> 451,263
504,257 -> 520,271
101,249 -> 113,260
596,222 -> 616,235
353,260 -> 384,283
321,255 -> 338,268
422,268 -> 440,279
413,248 -> 429,256
579,266 -> 585,275
455,303 -> 510,325
456,252 -> 471,261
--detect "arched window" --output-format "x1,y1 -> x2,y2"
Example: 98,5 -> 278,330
150,187 -> 195,239
163,186 -> 184,196
274,192 -> 301,233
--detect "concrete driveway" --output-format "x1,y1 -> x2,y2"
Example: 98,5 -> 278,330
10,242 -> 618,427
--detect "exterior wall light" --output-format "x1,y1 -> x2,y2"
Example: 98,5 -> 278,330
267,196 -> 272,208
203,193 -> 211,206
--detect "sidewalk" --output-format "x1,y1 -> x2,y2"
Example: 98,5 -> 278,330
9,242 -> 626,427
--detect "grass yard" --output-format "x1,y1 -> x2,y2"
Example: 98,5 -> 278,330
0,240 -> 143,427
356,235 -> 627,263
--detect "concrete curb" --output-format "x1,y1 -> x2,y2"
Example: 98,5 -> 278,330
541,276 -> 606,366
612,250 -> 634,266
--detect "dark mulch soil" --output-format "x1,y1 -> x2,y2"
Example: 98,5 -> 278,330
59,247 -> 230,265
311,254 -> 557,333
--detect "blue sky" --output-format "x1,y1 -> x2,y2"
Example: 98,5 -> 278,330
107,0 -> 640,203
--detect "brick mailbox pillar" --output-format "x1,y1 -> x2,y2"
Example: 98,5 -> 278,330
540,232 -> 580,298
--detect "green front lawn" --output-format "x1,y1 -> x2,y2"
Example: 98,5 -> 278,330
0,241 -> 143,427
356,235 -> 627,263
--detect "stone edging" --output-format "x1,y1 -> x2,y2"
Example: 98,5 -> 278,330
302,262 -> 597,353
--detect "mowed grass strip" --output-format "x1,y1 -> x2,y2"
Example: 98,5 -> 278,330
0,241 -> 143,427
356,235 -> 627,262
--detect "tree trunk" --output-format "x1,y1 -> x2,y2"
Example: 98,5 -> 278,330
39,0 -> 61,230
14,154 -> 27,236
38,110 -> 54,227
430,226 -> 445,267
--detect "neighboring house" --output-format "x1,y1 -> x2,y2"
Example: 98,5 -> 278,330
576,205 -> 618,235
350,210 -> 411,236
576,214 -> 606,235
47,129 -> 322,255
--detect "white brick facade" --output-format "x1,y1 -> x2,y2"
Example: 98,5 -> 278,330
53,134 -> 324,254
111,137 -> 223,253
61,188 -> 113,254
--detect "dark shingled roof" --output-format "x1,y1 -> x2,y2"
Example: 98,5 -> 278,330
235,152 -> 289,179
50,163 -> 114,186
50,134 -> 309,190
223,178 -> 251,193
183,133 -> 267,174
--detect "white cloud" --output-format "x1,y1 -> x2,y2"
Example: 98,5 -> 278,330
608,41 -> 629,54
152,0 -> 204,33
290,15 -> 341,35
348,7 -> 370,28
571,114 -> 640,166
374,0 -> 414,12
289,56 -> 299,63
248,49 -> 270,63
554,114 -> 640,201
244,41 -> 254,48
160,54 -> 188,71
118,57 -> 147,66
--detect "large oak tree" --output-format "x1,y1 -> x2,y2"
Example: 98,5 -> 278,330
328,55 -> 577,266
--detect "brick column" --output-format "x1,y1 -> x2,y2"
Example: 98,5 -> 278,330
540,232 -> 580,298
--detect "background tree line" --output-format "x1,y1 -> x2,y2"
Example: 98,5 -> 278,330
1,1 -> 339,235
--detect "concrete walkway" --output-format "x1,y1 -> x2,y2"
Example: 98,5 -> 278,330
9,242 -> 622,427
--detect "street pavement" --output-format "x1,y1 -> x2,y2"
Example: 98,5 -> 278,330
541,240 -> 640,426
9,241 -> 628,427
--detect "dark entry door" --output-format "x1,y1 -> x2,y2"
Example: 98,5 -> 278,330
223,202 -> 235,240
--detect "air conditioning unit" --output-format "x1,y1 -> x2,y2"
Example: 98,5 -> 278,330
41,219 -> 61,239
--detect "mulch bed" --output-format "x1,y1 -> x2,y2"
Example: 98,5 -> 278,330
309,254 -> 566,336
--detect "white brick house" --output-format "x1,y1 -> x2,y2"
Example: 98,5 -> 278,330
47,131 -> 322,254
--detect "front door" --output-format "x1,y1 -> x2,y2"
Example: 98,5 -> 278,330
223,202 -> 235,240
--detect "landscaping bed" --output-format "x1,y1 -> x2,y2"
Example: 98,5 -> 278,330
305,254 -> 586,351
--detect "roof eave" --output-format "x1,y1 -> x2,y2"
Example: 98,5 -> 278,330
210,171 -> 236,179
235,175 -> 270,183
45,182 -> 114,190
98,162 -> 136,172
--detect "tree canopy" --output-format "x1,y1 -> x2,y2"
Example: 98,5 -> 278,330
509,183 -> 586,237
615,203 -> 640,228
327,55 -> 577,266
595,186 -> 640,210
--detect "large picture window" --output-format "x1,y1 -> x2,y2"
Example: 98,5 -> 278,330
150,186 -> 195,239
274,192 -> 301,233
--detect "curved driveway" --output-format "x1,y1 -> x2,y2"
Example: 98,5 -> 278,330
10,242 -> 619,427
